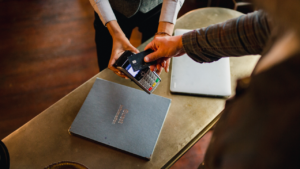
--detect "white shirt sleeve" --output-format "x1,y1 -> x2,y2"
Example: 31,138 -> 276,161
89,0 -> 116,26
159,0 -> 185,24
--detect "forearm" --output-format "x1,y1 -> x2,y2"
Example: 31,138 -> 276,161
106,21 -> 139,78
89,0 -> 116,26
106,20 -> 126,39
157,22 -> 174,36
182,10 -> 272,63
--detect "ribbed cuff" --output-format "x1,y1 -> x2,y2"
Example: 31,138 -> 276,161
159,0 -> 182,24
92,0 -> 117,26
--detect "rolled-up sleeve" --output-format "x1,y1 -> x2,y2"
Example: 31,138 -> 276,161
159,0 -> 184,24
182,10 -> 271,63
89,0 -> 116,26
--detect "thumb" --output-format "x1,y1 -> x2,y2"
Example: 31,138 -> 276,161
144,40 -> 155,51
144,50 -> 162,62
128,45 -> 140,54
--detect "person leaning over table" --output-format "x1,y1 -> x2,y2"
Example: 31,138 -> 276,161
89,0 -> 184,78
144,0 -> 300,168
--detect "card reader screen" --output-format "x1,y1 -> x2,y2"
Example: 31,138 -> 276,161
126,64 -> 140,77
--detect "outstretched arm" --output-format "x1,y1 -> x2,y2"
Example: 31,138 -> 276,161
183,10 -> 272,63
145,10 -> 272,66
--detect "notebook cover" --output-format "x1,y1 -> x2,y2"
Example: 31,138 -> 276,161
69,78 -> 171,160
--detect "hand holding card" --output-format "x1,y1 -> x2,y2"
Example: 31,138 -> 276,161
128,49 -> 157,71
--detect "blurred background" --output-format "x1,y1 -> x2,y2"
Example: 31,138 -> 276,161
0,0 -> 253,168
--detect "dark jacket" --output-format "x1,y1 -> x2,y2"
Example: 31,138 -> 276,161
182,11 -> 300,168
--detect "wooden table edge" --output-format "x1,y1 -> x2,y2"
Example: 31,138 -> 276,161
162,113 -> 221,169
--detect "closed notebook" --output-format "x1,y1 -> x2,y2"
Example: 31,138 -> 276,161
69,78 -> 171,160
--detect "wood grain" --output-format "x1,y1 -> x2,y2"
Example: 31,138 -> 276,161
0,0 -> 98,139
0,0 -> 222,168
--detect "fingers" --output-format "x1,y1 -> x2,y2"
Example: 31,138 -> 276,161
149,63 -> 162,75
109,39 -> 138,78
117,72 -> 128,78
157,58 -> 169,73
144,40 -> 154,51
150,65 -> 156,72
108,61 -> 119,73
129,46 -> 139,54
108,64 -> 127,78
144,51 -> 164,63
165,58 -> 171,73
115,71 -> 128,78
108,54 -> 121,72
156,63 -> 162,75
160,60 -> 166,68
156,61 -> 161,72
145,37 -> 165,63
155,67 -> 162,75
115,70 -> 128,79
108,53 -> 128,78
124,43 -> 139,54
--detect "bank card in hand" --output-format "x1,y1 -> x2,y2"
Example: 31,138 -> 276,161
128,49 -> 156,71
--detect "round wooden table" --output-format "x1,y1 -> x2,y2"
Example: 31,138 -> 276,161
3,8 -> 259,169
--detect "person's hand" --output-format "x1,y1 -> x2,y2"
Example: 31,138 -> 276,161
148,22 -> 174,75
108,35 -> 139,78
144,35 -> 185,73
150,33 -> 171,75
106,21 -> 139,78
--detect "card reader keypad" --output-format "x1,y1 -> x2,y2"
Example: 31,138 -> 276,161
138,70 -> 161,92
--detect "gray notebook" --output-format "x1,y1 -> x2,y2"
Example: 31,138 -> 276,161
69,78 -> 171,160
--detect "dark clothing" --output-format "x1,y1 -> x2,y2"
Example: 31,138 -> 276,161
94,4 -> 161,71
181,11 -> 300,168
109,0 -> 162,18
200,53 -> 300,168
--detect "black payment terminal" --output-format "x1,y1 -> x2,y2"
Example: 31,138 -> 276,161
113,51 -> 161,94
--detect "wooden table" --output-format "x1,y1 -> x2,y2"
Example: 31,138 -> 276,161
2,8 -> 260,169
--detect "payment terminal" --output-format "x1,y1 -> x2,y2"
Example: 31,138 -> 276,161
113,51 -> 161,94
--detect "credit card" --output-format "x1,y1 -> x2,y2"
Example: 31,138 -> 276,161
128,49 -> 156,71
